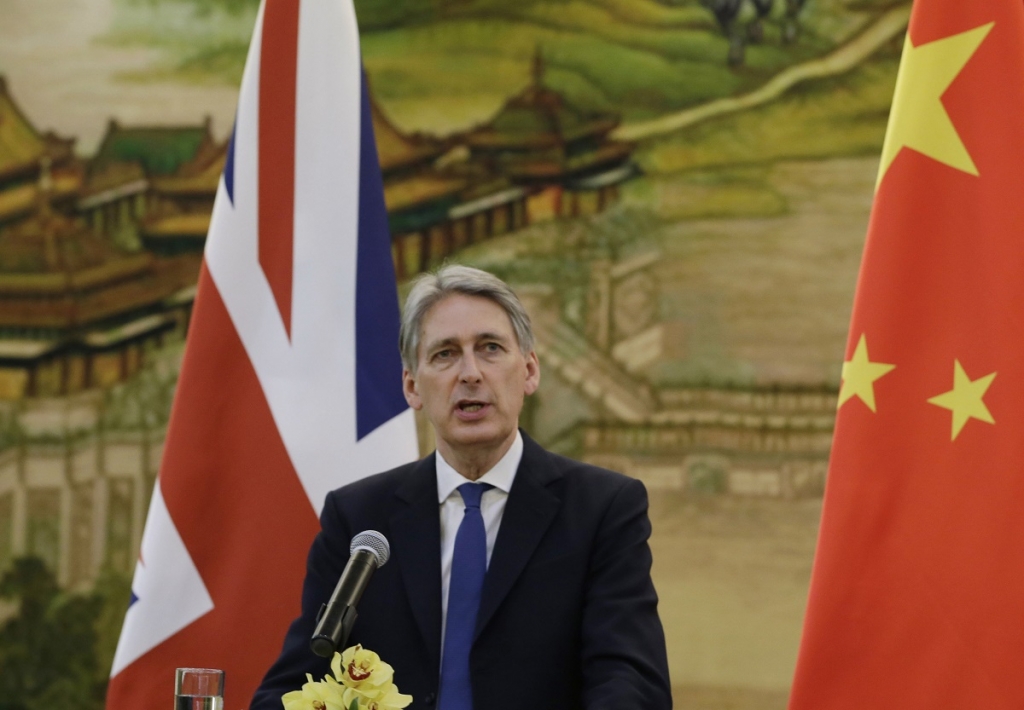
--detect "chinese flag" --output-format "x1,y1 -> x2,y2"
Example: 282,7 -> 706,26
789,0 -> 1024,708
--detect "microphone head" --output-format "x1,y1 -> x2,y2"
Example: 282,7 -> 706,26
350,530 -> 390,567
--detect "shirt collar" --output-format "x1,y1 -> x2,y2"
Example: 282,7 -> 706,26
436,430 -> 523,503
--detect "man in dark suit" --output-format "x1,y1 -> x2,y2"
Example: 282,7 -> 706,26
252,265 -> 671,710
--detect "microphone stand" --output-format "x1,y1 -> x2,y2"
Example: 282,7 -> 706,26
310,549 -> 377,657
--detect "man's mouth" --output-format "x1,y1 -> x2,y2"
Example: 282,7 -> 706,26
458,401 -> 487,412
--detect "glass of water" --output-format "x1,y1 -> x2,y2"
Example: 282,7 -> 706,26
174,668 -> 224,710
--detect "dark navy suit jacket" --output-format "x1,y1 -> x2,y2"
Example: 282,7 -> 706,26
251,433 -> 672,710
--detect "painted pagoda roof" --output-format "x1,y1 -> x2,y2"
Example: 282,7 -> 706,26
371,96 -> 445,174
0,166 -> 81,223
80,159 -> 146,202
141,212 -> 211,238
0,209 -> 146,280
498,140 -> 634,181
150,140 -> 225,196
91,118 -> 215,177
0,76 -> 75,182
384,173 -> 468,214
0,205 -> 183,330
83,118 -> 225,202
464,83 -> 620,150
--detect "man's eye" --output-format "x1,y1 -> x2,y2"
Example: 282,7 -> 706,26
433,349 -> 452,360
483,342 -> 501,352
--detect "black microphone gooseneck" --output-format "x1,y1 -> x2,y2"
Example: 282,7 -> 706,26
310,530 -> 390,658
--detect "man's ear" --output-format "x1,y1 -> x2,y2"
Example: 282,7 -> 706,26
524,351 -> 540,396
403,369 -> 423,410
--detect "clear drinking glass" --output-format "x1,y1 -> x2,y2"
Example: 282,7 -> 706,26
174,668 -> 225,710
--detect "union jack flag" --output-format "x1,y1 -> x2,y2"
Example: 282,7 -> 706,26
106,2 -> 418,708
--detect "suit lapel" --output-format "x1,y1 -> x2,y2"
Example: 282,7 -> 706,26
474,434 -> 560,640
390,455 -> 443,669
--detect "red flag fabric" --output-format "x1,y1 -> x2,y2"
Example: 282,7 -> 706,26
790,0 -> 1024,707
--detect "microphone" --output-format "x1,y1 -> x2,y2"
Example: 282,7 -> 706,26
310,530 -> 390,658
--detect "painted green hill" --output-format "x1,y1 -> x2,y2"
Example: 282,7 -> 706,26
109,0 -> 891,134
359,0 -> 900,135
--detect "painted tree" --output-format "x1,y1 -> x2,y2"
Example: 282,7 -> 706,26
0,558 -> 106,710
784,0 -> 807,43
747,0 -> 774,43
701,0 -> 746,65
703,0 -> 809,65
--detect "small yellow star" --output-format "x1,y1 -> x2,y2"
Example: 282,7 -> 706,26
927,359 -> 996,440
877,21 -> 994,189
839,334 -> 896,412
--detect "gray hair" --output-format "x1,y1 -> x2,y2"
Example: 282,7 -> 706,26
399,265 -> 535,371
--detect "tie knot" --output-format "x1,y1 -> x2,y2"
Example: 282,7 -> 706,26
457,482 -> 491,509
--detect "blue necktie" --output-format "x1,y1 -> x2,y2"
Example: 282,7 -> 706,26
439,482 -> 492,710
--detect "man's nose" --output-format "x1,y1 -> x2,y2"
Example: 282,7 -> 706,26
459,352 -> 483,382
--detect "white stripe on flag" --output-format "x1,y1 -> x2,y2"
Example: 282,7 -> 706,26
110,484 -> 213,676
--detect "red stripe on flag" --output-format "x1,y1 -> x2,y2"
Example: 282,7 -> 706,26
105,265 -> 320,710
259,0 -> 300,337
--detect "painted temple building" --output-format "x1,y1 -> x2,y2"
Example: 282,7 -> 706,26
0,77 -> 81,229
0,78 -> 202,400
463,55 -> 635,219
0,188 -> 197,399
0,79 -> 210,583
378,96 -> 531,279
81,117 -> 223,256
386,56 -> 636,277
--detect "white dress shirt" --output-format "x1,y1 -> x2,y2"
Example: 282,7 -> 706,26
436,430 -> 523,649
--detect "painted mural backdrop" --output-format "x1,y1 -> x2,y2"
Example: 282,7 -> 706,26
0,0 -> 908,707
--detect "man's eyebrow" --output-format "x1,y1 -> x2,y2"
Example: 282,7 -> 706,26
477,331 -> 511,343
423,336 -> 459,353
423,332 -> 511,353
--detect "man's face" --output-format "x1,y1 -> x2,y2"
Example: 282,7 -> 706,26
403,293 -> 540,460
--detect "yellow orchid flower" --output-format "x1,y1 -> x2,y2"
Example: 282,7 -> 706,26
281,674 -> 347,710
331,646 -> 395,694
283,646 -> 411,710
340,686 -> 413,710
371,685 -> 413,710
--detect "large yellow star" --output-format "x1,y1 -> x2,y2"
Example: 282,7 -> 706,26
927,359 -> 996,440
877,21 -> 994,189
839,334 -> 895,412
